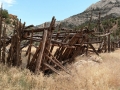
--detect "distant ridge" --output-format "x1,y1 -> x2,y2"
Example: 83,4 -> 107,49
37,0 -> 120,28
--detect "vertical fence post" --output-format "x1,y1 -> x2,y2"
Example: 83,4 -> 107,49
35,25 -> 48,74
2,24 -> 6,64
0,5 -> 2,62
108,29 -> 110,53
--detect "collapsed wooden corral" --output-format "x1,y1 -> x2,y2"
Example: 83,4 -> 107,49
0,9 -> 120,74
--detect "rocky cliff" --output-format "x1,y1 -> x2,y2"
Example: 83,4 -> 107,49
61,0 -> 120,28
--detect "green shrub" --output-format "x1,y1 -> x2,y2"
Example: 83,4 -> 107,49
0,9 -> 9,19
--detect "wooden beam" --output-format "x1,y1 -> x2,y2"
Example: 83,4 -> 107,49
24,27 -> 55,33
89,43 -> 99,56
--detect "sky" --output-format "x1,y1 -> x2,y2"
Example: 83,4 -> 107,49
0,0 -> 100,26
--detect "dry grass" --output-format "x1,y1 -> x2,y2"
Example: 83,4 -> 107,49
0,49 -> 120,90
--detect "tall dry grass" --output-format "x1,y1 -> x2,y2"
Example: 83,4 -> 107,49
0,49 -> 120,90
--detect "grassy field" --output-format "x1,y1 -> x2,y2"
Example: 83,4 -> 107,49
0,49 -> 120,90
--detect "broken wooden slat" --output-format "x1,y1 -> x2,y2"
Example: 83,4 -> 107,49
44,63 -> 61,75
45,53 -> 70,74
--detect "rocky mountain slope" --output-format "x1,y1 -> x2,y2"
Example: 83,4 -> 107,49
60,0 -> 120,28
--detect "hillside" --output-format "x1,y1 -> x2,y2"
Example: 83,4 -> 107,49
60,0 -> 120,28
36,0 -> 120,28
0,9 -> 18,35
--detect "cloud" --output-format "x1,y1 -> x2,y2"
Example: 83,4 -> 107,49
0,0 -> 16,7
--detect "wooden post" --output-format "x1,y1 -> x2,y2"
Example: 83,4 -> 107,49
46,17 -> 55,53
108,29 -> 110,53
50,24 -> 61,53
104,36 -> 107,52
119,41 -> 120,48
2,25 -> 6,64
98,12 -> 101,42
35,29 -> 48,74
26,30 -> 33,68
16,19 -> 21,66
112,42 -> 115,51
88,10 -> 92,29
0,5 -> 2,62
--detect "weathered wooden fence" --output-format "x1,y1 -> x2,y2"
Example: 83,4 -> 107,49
0,10 -> 120,74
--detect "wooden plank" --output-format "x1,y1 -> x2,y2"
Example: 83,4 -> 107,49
56,47 -> 65,60
92,32 -> 111,37
46,48 -> 63,65
45,54 -> 69,74
23,27 -> 54,33
44,63 -> 61,75
46,48 -> 70,73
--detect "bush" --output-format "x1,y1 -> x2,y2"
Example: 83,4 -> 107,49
0,9 -> 9,19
